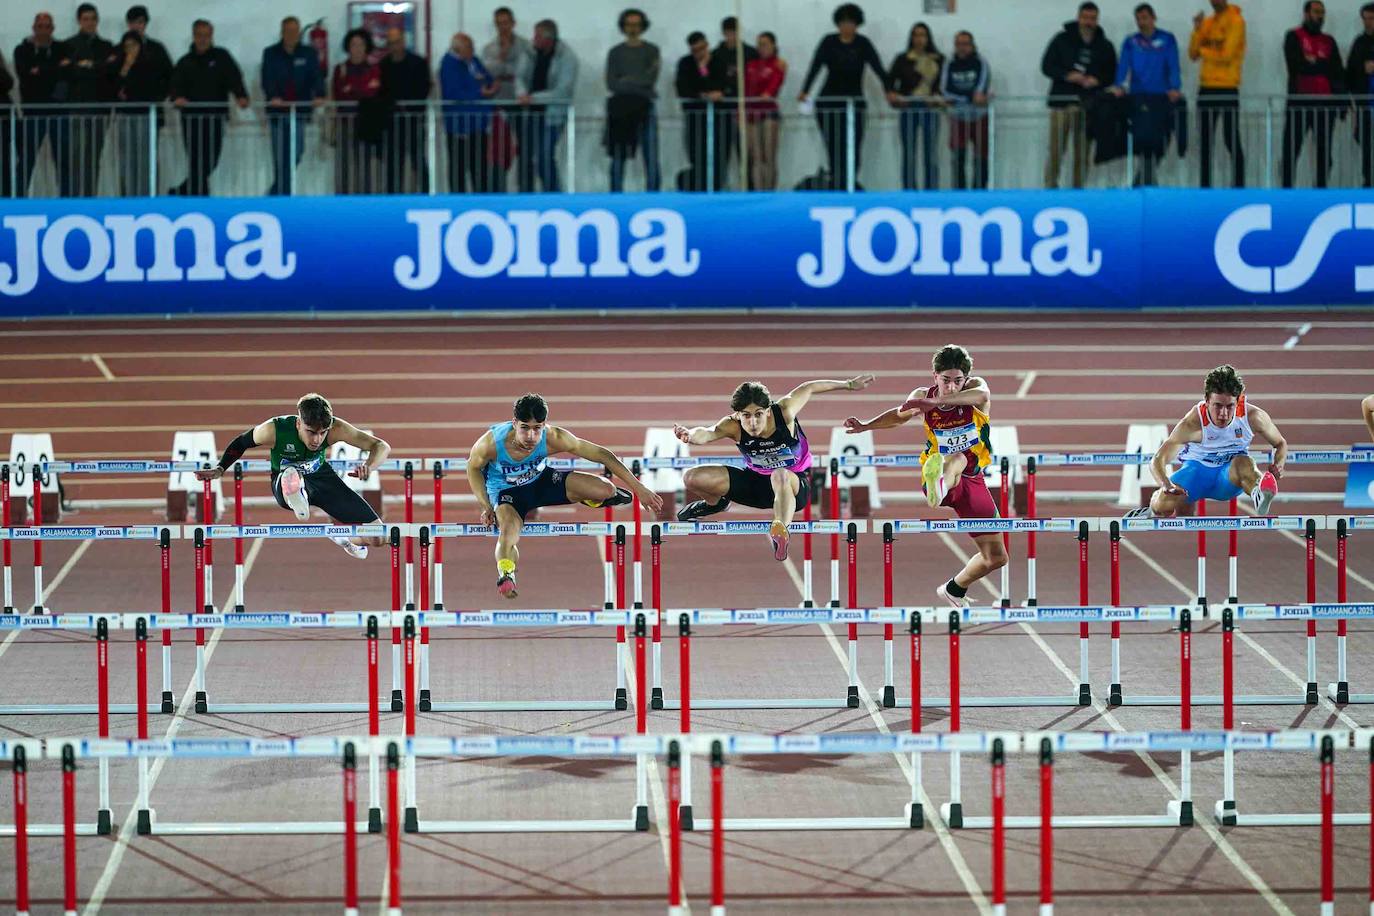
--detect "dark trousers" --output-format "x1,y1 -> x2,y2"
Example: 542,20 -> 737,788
1358,108 -> 1374,188
0,111 -> 11,198
1282,101 -> 1336,188
950,116 -> 988,190
516,111 -> 561,192
18,114 -> 55,197
609,110 -> 661,191
178,111 -> 226,196
446,132 -> 488,192
386,114 -> 427,194
267,109 -> 309,195
60,112 -> 108,197
1198,87 -> 1244,188
816,98 -> 866,189
681,105 -> 727,191
899,103 -> 939,190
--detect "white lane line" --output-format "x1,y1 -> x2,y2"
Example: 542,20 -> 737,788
1282,323 -> 1314,350
89,354 -> 116,381
778,556 -> 990,914
0,539 -> 94,661
1117,536 -> 1359,730
938,533 -> 1293,916
1015,371 -> 1038,399
84,538 -> 264,915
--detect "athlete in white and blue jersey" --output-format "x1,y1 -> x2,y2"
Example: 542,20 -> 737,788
1129,365 -> 1286,519
466,394 -> 663,598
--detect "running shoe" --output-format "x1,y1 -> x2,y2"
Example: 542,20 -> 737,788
1122,505 -> 1154,521
332,537 -> 368,560
922,453 -> 945,508
935,581 -> 970,609
769,521 -> 790,561
587,487 -> 633,509
677,498 -> 731,521
497,573 -> 518,599
1252,471 -> 1279,516
279,466 -> 310,520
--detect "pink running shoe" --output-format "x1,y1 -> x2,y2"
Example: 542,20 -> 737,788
1252,471 -> 1279,516
497,573 -> 518,599
279,466 -> 309,520
769,521 -> 790,561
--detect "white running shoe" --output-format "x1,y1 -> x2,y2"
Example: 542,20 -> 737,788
935,582 -> 970,609
1252,471 -> 1279,516
280,466 -> 310,520
333,536 -> 368,559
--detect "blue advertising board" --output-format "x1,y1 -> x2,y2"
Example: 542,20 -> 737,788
1,189 -> 1372,316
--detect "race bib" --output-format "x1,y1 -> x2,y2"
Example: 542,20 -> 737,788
933,421 -> 977,455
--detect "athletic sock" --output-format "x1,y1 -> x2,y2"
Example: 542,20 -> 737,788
497,557 -> 516,577
944,578 -> 968,599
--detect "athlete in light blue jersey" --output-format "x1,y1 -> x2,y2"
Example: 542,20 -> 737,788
466,393 -> 663,598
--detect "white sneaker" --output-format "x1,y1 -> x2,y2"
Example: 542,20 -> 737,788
935,582 -> 970,609
280,466 -> 310,520
332,536 -> 368,559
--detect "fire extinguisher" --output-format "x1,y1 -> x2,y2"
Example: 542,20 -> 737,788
308,18 -> 328,76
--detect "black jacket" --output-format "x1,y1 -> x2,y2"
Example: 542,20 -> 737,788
1041,20 -> 1116,107
1348,32 -> 1374,98
675,53 -> 727,110
110,36 -> 173,103
380,50 -> 430,103
61,31 -> 118,104
14,39 -> 64,103
710,41 -> 758,98
171,45 -> 247,112
0,61 -> 12,107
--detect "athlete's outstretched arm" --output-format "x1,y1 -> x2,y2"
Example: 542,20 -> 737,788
779,375 -> 876,420
196,419 -> 276,480
845,397 -> 921,434
673,417 -> 738,446
1151,409 -> 1200,494
1363,395 -> 1374,443
550,427 -> 664,512
1247,406 -> 1288,478
902,376 -> 991,412
328,418 -> 392,480
465,433 -> 498,526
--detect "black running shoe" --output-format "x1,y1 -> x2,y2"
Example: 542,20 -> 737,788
598,488 -> 634,509
677,498 -> 731,521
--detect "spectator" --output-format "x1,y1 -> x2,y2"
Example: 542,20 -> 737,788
1189,0 -> 1246,187
480,6 -> 530,192
606,7 -> 661,192
1110,4 -> 1181,186
1040,1 -> 1116,189
0,50 -> 12,198
675,29 -> 728,191
1347,3 -> 1374,187
262,15 -> 323,196
744,31 -> 786,190
330,27 -> 386,195
798,3 -> 886,190
61,3 -> 117,197
380,27 -> 432,194
440,31 -> 495,192
515,19 -> 577,192
170,19 -> 248,196
942,30 -> 990,189
113,6 -> 171,197
887,22 -> 944,190
13,13 -> 63,197
712,16 -> 758,188
1282,0 -> 1344,188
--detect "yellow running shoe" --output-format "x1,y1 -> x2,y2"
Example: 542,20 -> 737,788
922,453 -> 945,508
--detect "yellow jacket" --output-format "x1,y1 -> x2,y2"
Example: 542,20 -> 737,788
1189,3 -> 1246,88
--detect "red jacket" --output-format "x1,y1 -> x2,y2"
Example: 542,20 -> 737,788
332,60 -> 382,103
744,57 -> 786,120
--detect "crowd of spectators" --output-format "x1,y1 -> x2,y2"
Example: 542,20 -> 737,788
1,1 -> 1372,195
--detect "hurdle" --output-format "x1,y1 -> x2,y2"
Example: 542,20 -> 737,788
1113,514 -> 1325,707
1328,515 -> 1374,705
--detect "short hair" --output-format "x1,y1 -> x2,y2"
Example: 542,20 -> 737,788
192,18 -> 212,31
342,26 -> 372,53
759,30 -> 778,50
730,381 -> 772,412
281,15 -> 301,27
513,393 -> 548,423
721,15 -> 739,32
1078,1 -> 1100,13
932,344 -> 973,375
686,30 -> 706,46
534,19 -> 558,41
119,29 -> 141,45
1134,3 -> 1156,16
1304,0 -> 1324,12
76,3 -> 98,19
297,393 -> 334,429
833,3 -> 864,26
125,4 -> 148,24
1203,365 -> 1245,399
493,6 -> 514,20
619,8 -> 649,32
1363,2 -> 1374,14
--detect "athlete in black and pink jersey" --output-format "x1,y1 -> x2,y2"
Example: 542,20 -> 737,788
673,375 -> 875,561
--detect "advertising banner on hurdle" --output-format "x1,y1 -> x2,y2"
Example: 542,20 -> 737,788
4,190 -> 1374,316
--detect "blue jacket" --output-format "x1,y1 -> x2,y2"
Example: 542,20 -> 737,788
1115,28 -> 1180,95
440,52 -> 494,134
261,41 -> 323,105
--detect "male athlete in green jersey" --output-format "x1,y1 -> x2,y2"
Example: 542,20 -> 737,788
196,393 -> 391,558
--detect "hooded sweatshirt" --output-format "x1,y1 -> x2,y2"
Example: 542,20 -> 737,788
1188,3 -> 1245,89
1040,19 -> 1116,108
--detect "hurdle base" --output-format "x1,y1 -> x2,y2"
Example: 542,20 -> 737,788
137,808 -> 153,835
30,604 -> 47,616
390,689 -> 402,712
679,804 -> 694,831
97,808 -> 112,835
1327,682 -> 1351,705
1108,683 -> 1123,707
1076,683 -> 1091,706
905,802 -> 924,829
614,687 -> 628,711
660,698 -> 857,710
635,804 -> 649,831
691,816 -> 911,831
233,604 -> 244,614
404,806 -> 418,833
1213,799 -> 1237,826
956,813 -> 1192,829
890,694 -> 1085,709
0,822 -> 103,837
882,685 -> 896,708
1217,811 -> 1373,827
651,687 -> 664,710
368,807 -> 382,833
194,690 -> 207,714
413,817 -> 640,833
160,691 -> 173,714
1116,693 -> 1310,707
418,689 -> 432,713
941,802 -> 963,829
433,602 -> 444,611
1167,799 -> 1193,826
1306,682 -> 1319,705
846,686 -> 859,708
138,820 -> 373,835
428,699 -> 618,712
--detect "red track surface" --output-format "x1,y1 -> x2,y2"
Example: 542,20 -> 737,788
2,310 -> 1374,913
